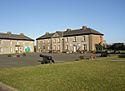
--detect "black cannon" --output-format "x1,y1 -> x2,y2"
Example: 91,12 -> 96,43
39,54 -> 55,64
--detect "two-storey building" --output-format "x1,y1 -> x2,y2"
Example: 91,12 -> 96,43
0,32 -> 34,54
36,26 -> 104,53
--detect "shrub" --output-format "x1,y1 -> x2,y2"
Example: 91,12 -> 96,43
119,54 -> 125,58
8,54 -> 12,57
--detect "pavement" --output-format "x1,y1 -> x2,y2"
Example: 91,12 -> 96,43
0,53 -> 84,68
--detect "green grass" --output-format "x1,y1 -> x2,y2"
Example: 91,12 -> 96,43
0,56 -> 125,91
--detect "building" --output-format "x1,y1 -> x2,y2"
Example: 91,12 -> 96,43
36,26 -> 104,53
0,32 -> 34,54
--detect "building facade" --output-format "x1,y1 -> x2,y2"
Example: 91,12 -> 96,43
0,32 -> 34,54
36,26 -> 104,53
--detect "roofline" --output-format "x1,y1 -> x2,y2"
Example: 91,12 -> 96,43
63,33 -> 104,37
36,37 -> 51,40
36,33 -> 104,40
0,38 -> 34,41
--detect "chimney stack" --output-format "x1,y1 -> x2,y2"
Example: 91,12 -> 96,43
82,26 -> 87,30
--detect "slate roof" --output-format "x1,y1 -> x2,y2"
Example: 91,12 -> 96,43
36,26 -> 104,40
55,31 -> 63,37
36,33 -> 54,40
0,32 -> 34,41
63,27 -> 103,37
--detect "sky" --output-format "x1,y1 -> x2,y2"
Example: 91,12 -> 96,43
0,0 -> 125,44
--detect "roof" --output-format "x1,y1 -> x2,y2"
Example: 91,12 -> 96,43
36,33 -> 54,40
36,26 -> 104,40
55,31 -> 63,37
0,32 -> 34,41
63,27 -> 103,37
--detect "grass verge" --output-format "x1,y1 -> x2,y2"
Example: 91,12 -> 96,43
0,57 -> 125,91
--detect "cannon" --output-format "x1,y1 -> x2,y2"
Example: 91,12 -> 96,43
39,54 -> 55,64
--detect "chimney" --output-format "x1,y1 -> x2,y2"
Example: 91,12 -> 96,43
82,26 -> 87,30
66,29 -> 71,31
20,33 -> 24,36
7,32 -> 12,35
45,32 -> 49,35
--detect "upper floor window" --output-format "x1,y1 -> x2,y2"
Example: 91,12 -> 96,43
82,36 -> 86,42
73,37 -> 77,42
42,40 -> 45,44
54,39 -> 56,43
48,39 -> 50,43
65,38 -> 68,42
57,38 -> 60,43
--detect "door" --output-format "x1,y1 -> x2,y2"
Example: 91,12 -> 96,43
73,45 -> 77,52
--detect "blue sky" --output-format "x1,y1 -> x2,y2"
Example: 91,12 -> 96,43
0,0 -> 125,44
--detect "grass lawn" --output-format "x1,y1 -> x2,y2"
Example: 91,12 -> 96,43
0,56 -> 125,91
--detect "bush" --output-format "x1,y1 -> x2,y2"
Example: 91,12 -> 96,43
101,51 -> 109,57
119,54 -> 125,58
17,55 -> 20,57
22,53 -> 26,56
79,56 -> 84,59
8,54 -> 12,57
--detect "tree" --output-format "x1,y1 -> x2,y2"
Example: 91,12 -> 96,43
108,43 -> 125,53
95,43 -> 103,52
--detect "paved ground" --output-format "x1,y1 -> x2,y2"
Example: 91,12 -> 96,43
0,53 -> 85,68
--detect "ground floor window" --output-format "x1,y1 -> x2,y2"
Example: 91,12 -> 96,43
83,44 -> 87,50
58,45 -> 60,50
66,45 -> 68,50
54,45 -> 56,50
48,46 -> 50,50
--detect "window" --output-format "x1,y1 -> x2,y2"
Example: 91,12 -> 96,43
48,39 -> 50,43
42,40 -> 45,44
43,46 -> 45,49
65,38 -> 68,42
53,39 -> 56,43
73,37 -> 77,42
54,45 -> 56,50
66,45 -> 68,50
57,38 -> 60,43
48,46 -> 50,50
83,44 -> 87,50
58,45 -> 60,50
82,36 -> 86,42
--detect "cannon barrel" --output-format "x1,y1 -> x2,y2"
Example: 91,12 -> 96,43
40,54 -> 52,60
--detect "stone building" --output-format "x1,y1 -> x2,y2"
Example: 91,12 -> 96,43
36,26 -> 104,53
0,32 -> 34,54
